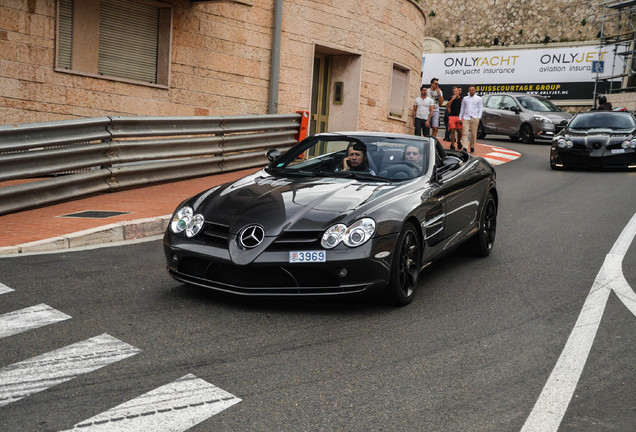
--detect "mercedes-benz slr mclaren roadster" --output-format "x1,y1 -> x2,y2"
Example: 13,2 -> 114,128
164,132 -> 498,305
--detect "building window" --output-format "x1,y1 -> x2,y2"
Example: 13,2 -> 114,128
56,0 -> 172,86
389,64 -> 410,120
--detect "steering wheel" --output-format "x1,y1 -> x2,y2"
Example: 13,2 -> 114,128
379,162 -> 420,179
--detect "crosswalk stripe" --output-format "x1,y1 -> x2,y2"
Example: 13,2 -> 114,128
0,282 -> 14,295
0,334 -> 140,407
0,304 -> 71,339
61,374 -> 241,432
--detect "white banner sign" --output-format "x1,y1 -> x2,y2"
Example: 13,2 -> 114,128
422,45 -> 624,100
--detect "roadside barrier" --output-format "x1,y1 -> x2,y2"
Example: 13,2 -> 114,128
0,112 -> 309,215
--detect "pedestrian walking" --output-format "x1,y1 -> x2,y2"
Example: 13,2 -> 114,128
446,86 -> 463,150
413,85 -> 434,137
459,85 -> 482,153
426,78 -> 444,138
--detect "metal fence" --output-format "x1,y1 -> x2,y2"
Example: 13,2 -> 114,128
0,112 -> 308,215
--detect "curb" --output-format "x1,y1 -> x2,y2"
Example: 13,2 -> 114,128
0,215 -> 171,256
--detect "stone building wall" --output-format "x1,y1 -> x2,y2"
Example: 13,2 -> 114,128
0,0 -> 427,135
418,0 -> 604,48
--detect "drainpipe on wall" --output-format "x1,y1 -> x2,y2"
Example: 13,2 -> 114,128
268,0 -> 283,114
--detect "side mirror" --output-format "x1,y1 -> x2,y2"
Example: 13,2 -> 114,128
266,148 -> 282,162
510,106 -> 521,114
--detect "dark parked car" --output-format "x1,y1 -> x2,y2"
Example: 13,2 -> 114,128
479,93 -> 572,143
550,111 -> 636,169
164,132 -> 498,305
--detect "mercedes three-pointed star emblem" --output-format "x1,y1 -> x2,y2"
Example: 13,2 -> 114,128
238,225 -> 265,249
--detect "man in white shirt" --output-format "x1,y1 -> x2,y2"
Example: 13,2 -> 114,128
426,78 -> 444,138
459,85 -> 483,153
413,85 -> 434,137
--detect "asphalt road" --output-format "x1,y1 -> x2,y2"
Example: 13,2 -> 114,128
1,137 -> 635,431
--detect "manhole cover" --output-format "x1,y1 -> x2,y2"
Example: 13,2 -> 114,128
60,211 -> 131,219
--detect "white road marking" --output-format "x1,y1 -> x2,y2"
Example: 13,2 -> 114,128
489,146 -> 520,155
484,157 -> 506,166
61,374 -> 241,432
487,151 -> 518,160
0,304 -> 71,339
0,334 -> 140,408
522,212 -> 636,431
0,282 -> 14,294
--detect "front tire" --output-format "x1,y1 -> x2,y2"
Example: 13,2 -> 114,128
467,193 -> 497,257
383,222 -> 421,306
520,124 -> 534,144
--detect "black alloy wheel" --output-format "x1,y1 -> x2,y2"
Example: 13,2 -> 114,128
384,222 -> 421,306
467,193 -> 497,257
520,124 -> 535,143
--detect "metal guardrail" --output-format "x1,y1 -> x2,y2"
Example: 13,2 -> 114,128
0,112 -> 308,215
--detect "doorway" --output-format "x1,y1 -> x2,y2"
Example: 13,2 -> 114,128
310,54 -> 331,135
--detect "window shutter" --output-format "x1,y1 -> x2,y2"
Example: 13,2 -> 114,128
57,0 -> 73,69
98,0 -> 159,83
390,66 -> 409,118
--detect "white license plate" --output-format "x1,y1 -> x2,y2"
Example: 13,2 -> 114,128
611,148 -> 626,154
289,250 -> 326,263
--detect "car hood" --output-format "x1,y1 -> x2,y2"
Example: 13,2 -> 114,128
189,170 -> 398,236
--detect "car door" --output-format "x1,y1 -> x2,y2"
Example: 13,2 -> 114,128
482,95 -> 503,133
498,95 -> 521,135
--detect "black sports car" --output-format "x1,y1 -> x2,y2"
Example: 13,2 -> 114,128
550,111 -> 636,169
164,132 -> 498,305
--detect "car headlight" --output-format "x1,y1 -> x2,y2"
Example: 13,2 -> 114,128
321,218 -> 376,249
186,214 -> 205,237
622,139 -> 636,149
321,224 -> 346,249
170,206 -> 205,237
557,138 -> 574,149
533,115 -> 553,123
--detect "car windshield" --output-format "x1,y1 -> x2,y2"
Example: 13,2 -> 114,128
266,134 -> 431,181
568,113 -> 636,130
516,95 -> 562,112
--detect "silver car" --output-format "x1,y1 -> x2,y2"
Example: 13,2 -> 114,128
478,93 -> 573,143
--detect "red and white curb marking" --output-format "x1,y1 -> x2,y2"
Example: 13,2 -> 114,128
480,145 -> 521,166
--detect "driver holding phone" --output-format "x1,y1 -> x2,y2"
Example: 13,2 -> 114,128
341,142 -> 376,175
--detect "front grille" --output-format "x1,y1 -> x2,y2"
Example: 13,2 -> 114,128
202,221 -> 230,247
267,230 -> 323,252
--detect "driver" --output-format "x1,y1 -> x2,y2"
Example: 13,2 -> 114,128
341,142 -> 376,175
404,144 -> 423,167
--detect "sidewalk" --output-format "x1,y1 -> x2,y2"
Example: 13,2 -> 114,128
0,141 -> 518,256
